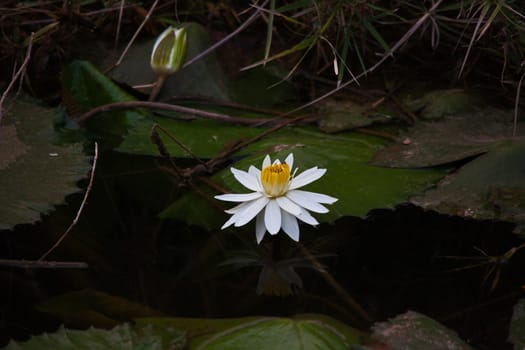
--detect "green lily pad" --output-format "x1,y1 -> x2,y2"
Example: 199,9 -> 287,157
509,299 -> 525,350
372,311 -> 472,350
3,323 -> 185,350
161,127 -> 445,228
411,140 -> 525,233
135,314 -> 364,350
117,116 -> 264,158
0,98 -> 90,230
372,107 -> 521,168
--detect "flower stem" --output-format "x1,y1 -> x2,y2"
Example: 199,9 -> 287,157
149,74 -> 166,101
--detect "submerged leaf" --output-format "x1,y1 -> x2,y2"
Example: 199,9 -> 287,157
372,108 -> 521,168
317,98 -> 393,133
0,98 -> 90,230
38,289 -> 165,329
403,89 -> 481,120
372,311 -> 472,350
411,140 -> 525,233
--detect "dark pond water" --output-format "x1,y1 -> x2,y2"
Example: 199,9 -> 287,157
0,151 -> 523,350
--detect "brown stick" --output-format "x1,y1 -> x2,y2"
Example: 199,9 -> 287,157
0,259 -> 88,269
76,100 -> 274,125
38,142 -> 99,261
0,32 -> 34,126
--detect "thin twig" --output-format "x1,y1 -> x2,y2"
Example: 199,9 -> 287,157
114,0 -> 125,49
0,259 -> 88,269
0,32 -> 34,126
182,0 -> 269,68
513,71 -> 524,137
38,142 -> 99,261
107,0 -> 159,72
76,100 -> 274,125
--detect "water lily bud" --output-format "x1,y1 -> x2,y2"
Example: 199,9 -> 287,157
150,26 -> 188,76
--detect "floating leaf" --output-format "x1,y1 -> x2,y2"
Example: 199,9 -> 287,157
411,140 -> 525,233
0,98 -> 90,230
162,127 -> 445,228
509,299 -> 525,350
372,311 -> 472,350
3,323 -> 185,350
372,107 -> 521,168
118,117 -> 264,158
135,313 -> 364,350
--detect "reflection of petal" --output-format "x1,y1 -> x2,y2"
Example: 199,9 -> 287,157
256,212 -> 266,244
295,208 -> 319,226
276,196 -> 302,216
215,192 -> 262,202
286,190 -> 329,213
233,196 -> 270,227
231,168 -> 261,191
281,211 -> 299,241
289,167 -> 326,189
289,189 -> 338,204
265,200 -> 281,234
285,153 -> 294,169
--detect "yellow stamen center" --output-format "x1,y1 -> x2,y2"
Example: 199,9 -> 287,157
261,163 -> 290,197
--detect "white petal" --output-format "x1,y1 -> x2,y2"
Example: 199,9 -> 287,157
286,190 -> 329,213
289,189 -> 338,204
224,202 -> 249,214
248,165 -> 261,178
248,165 -> 262,190
295,208 -> 319,226
284,153 -> 294,170
233,196 -> 269,227
262,155 -> 271,168
256,212 -> 266,244
215,192 -> 262,202
231,168 -> 261,191
264,199 -> 281,234
275,196 -> 302,216
289,167 -> 326,190
221,214 -> 237,229
281,211 -> 299,241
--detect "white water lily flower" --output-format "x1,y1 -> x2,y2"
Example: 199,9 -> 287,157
215,153 -> 338,244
